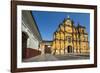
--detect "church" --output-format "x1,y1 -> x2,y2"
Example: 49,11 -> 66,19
51,16 -> 90,55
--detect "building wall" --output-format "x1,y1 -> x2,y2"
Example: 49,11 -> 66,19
22,11 -> 42,59
22,11 -> 40,49
22,22 -> 39,49
39,41 -> 52,54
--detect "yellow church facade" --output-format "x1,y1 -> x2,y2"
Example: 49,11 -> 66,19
51,16 -> 90,55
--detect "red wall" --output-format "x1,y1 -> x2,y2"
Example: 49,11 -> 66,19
24,48 -> 41,59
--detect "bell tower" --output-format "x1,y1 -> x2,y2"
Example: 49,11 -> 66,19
64,16 -> 72,26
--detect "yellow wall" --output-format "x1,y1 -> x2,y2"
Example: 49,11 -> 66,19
51,17 -> 89,55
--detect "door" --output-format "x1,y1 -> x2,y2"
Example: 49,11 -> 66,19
44,45 -> 51,54
67,46 -> 72,53
22,32 -> 28,59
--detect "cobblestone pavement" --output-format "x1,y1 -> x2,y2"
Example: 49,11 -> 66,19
23,54 -> 58,62
55,54 -> 90,60
23,54 -> 90,62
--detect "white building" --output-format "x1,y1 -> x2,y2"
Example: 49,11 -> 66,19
22,10 -> 42,59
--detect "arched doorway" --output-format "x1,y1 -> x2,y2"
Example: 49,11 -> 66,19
67,45 -> 72,53
22,32 -> 29,59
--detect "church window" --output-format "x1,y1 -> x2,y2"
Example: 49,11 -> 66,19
67,37 -> 71,43
82,29 -> 84,33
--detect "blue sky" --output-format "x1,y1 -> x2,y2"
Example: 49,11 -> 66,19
32,11 -> 90,41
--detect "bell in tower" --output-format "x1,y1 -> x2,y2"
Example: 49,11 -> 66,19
64,15 -> 72,26
67,15 -> 70,19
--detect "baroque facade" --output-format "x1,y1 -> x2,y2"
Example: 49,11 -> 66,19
51,16 -> 90,55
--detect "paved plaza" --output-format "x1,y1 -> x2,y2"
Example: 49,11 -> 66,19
23,53 -> 90,62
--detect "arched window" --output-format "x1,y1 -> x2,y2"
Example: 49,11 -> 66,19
68,37 -> 71,43
82,29 -> 84,33
66,36 -> 71,43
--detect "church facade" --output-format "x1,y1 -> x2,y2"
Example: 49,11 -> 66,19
51,16 -> 90,55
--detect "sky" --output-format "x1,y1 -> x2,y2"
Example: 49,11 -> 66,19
32,11 -> 90,41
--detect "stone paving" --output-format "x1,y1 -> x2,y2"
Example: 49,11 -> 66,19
23,53 -> 90,62
23,54 -> 58,62
55,54 -> 90,60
